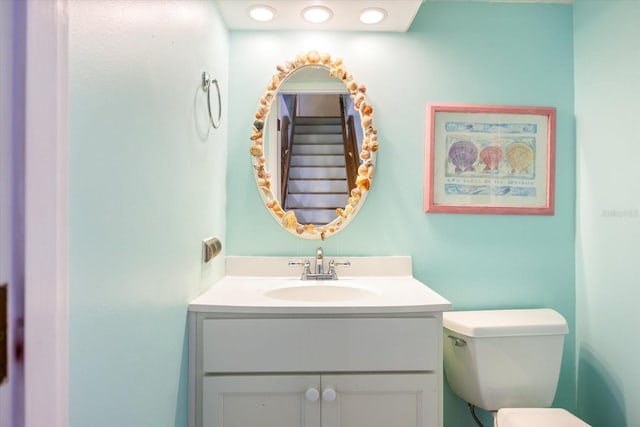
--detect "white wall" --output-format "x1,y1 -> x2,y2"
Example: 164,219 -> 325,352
574,1 -> 640,425
68,1 -> 228,425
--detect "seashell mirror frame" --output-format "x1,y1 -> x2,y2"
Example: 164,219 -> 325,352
249,50 -> 378,240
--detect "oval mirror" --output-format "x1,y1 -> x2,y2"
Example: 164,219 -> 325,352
249,51 -> 378,240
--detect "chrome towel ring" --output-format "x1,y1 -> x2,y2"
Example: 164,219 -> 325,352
201,71 -> 221,129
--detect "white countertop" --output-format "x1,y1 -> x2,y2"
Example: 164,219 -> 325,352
189,256 -> 452,315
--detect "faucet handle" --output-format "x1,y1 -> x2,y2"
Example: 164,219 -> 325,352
327,259 -> 349,280
331,260 -> 351,268
289,259 -> 311,280
289,260 -> 311,269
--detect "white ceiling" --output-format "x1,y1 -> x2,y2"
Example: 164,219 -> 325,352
214,0 -> 573,32
214,1 -> 423,32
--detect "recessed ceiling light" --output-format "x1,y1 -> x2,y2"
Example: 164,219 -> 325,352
248,5 -> 276,22
301,6 -> 333,24
360,7 -> 387,25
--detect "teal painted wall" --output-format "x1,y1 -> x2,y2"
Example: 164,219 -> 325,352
68,1 -> 228,426
227,3 -> 575,426
574,1 -> 640,426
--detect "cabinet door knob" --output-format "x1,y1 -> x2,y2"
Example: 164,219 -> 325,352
305,388 -> 320,402
322,388 -> 337,401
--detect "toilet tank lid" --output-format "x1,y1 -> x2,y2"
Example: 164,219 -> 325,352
443,308 -> 569,338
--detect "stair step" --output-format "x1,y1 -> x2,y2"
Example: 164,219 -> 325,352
288,180 -> 349,194
288,167 -> 347,180
294,134 -> 343,144
285,114 -> 350,222
295,116 -> 342,125
292,144 -> 344,155
290,155 -> 345,167
285,193 -> 349,209
294,124 -> 343,134
293,209 -> 340,225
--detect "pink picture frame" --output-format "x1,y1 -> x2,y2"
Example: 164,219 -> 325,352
425,104 -> 556,215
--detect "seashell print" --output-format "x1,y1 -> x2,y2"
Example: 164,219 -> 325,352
506,143 -> 534,173
479,146 -> 503,171
448,140 -> 478,172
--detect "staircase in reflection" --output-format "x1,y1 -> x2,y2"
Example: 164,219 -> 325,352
283,115 -> 350,225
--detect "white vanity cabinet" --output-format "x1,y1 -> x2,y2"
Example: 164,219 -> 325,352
188,256 -> 452,427
189,314 -> 444,427
203,373 -> 436,427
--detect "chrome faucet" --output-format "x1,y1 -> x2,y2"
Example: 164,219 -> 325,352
289,247 -> 350,280
315,247 -> 324,275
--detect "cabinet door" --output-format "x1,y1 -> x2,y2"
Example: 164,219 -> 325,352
321,374 -> 438,427
203,375 -> 321,427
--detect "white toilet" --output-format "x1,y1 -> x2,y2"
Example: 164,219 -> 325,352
442,308 -> 590,426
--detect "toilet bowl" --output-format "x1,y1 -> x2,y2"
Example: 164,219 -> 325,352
442,309 -> 590,427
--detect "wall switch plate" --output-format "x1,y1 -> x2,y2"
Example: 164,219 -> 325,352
202,237 -> 222,263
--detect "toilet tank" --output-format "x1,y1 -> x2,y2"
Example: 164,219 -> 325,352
443,309 -> 569,411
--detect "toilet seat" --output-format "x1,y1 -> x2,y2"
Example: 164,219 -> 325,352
496,408 -> 590,427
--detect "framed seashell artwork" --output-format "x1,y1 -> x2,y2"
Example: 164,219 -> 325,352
424,104 -> 556,215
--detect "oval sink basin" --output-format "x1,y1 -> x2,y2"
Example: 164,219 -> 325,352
264,284 -> 377,302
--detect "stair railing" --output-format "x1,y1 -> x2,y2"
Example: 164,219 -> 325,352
339,96 -> 359,191
280,116 -> 291,204
281,95 -> 298,207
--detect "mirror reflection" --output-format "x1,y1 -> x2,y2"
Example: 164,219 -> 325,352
250,51 -> 378,240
